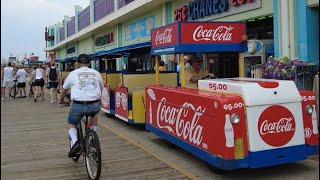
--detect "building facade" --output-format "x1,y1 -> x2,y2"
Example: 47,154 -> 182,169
45,0 -> 319,73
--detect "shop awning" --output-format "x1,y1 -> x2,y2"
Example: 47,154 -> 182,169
65,57 -> 77,62
151,21 -> 248,55
96,42 -> 151,57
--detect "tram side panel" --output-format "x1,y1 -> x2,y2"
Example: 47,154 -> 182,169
101,72 -> 122,115
145,85 -> 249,169
106,72 -> 178,124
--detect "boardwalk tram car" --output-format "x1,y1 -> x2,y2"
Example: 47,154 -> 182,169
143,21 -> 319,171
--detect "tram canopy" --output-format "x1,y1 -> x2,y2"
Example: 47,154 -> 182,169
151,21 -> 247,55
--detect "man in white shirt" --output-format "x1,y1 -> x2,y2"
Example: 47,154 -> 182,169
59,54 -> 103,158
1,62 -> 14,100
16,65 -> 27,98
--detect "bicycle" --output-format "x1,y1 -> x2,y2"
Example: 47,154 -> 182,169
68,113 -> 102,180
10,80 -> 18,99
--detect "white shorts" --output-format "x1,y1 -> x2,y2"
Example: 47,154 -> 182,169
2,81 -> 13,88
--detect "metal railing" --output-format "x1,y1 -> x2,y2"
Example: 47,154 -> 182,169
250,64 -> 318,91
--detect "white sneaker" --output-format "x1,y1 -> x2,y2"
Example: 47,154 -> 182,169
1,97 -> 4,101
50,100 -> 55,103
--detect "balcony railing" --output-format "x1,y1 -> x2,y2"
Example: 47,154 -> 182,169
54,0 -> 137,45
118,0 -> 134,9
78,6 -> 90,31
94,0 -> 114,22
67,17 -> 75,37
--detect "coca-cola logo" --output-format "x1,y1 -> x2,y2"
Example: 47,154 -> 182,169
121,93 -> 127,110
258,105 -> 296,147
115,92 -> 127,110
192,26 -> 233,42
155,97 -> 205,146
155,28 -> 172,45
115,92 -> 121,107
101,87 -> 109,106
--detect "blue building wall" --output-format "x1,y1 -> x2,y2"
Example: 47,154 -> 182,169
306,6 -> 319,63
273,0 -> 280,58
274,0 -> 319,63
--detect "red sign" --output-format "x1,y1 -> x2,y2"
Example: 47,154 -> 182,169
180,22 -> 246,45
115,87 -> 128,121
300,91 -> 319,145
174,5 -> 188,22
29,56 -> 39,61
146,86 -> 248,160
258,105 -> 296,147
228,78 -> 279,88
101,84 -> 110,113
151,23 -> 179,49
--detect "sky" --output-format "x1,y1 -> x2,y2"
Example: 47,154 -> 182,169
1,0 -> 90,63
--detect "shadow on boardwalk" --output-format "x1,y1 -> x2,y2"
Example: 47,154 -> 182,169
1,98 -> 187,179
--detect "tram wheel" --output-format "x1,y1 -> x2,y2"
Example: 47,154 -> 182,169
206,163 -> 226,174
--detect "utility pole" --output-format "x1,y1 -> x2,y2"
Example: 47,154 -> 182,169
45,27 -> 48,59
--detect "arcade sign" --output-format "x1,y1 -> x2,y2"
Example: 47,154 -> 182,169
174,0 -> 259,22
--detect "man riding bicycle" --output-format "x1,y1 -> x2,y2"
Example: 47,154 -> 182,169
59,54 -> 104,158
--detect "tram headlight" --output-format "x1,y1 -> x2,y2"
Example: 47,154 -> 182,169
230,113 -> 240,124
306,105 -> 313,115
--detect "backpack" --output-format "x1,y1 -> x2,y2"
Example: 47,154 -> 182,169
49,67 -> 57,81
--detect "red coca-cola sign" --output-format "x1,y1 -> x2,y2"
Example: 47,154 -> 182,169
151,23 -> 179,48
258,105 -> 296,147
181,22 -> 246,45
115,87 -> 128,121
101,84 -> 110,112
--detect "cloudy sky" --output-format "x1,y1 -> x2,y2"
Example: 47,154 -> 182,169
1,0 -> 90,62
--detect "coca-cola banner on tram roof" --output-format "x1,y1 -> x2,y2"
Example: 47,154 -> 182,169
181,22 -> 246,45
151,23 -> 179,49
151,22 -> 246,53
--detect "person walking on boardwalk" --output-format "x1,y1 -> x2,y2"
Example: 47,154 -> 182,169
46,61 -> 60,103
59,54 -> 103,157
1,62 -> 14,100
33,64 -> 45,102
16,65 -> 27,98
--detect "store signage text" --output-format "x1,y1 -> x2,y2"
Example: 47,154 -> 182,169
192,25 -> 233,42
155,28 -> 173,46
95,32 -> 114,47
175,0 -> 255,22
151,23 -> 179,48
181,22 -> 246,45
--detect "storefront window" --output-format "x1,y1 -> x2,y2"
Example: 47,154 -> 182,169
246,16 -> 274,39
126,47 -> 151,72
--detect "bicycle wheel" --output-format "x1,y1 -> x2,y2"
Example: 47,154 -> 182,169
85,129 -> 101,180
10,86 -> 17,99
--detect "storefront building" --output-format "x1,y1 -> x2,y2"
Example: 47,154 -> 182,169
45,0 -> 318,76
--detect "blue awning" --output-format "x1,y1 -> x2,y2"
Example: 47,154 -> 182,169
65,57 -> 77,62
